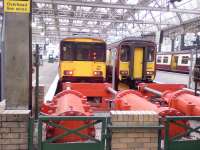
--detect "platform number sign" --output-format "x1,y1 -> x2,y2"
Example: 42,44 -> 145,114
4,0 -> 30,13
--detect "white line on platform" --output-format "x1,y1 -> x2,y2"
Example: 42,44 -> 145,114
44,74 -> 59,103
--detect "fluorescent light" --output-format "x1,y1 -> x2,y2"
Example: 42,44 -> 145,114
40,32 -> 45,36
32,22 -> 36,27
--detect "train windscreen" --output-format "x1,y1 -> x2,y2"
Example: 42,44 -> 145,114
60,42 -> 106,62
146,47 -> 155,62
120,45 -> 130,62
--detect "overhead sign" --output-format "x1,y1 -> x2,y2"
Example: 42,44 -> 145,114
4,0 -> 30,13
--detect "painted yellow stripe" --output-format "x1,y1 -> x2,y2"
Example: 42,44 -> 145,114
63,38 -> 105,43
59,61 -> 106,78
119,61 -> 129,80
133,48 -> 143,79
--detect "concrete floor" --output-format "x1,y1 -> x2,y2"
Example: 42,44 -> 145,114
155,71 -> 189,84
32,61 -> 58,95
154,71 -> 195,88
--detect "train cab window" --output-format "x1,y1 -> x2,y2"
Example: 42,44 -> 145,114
181,56 -> 189,64
163,56 -> 169,64
120,45 -> 130,62
60,42 -> 106,62
62,44 -> 74,60
157,56 -> 162,63
146,47 -> 155,62
76,43 -> 106,61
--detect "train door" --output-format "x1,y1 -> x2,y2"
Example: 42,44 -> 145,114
133,48 -> 144,79
171,55 -> 178,70
119,45 -> 130,80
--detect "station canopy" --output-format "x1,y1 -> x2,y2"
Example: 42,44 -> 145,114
30,0 -> 200,43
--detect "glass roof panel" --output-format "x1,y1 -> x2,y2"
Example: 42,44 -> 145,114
57,5 -> 71,10
32,0 -> 200,43
126,0 -> 139,5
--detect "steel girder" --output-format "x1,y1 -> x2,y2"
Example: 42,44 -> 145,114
32,0 -> 200,15
31,0 -> 200,43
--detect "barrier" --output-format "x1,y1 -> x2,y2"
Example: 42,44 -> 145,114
164,116 -> 200,150
37,115 -> 110,150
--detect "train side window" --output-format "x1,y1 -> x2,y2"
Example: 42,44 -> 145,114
163,56 -> 168,63
181,56 -> 189,64
146,47 -> 155,62
61,44 -> 74,60
157,56 -> 162,63
120,45 -> 130,62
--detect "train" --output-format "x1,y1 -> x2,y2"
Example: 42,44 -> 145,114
58,37 -> 157,90
106,37 -> 157,89
156,50 -> 200,74
156,50 -> 200,73
59,37 -> 107,83
156,51 -> 190,73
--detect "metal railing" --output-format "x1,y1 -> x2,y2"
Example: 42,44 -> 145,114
37,115 -> 110,150
164,116 -> 200,150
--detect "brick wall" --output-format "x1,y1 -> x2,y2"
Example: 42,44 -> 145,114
111,111 -> 159,150
0,110 -> 30,150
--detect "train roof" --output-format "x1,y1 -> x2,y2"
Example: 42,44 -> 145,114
108,36 -> 156,48
61,37 -> 106,43
157,49 -> 200,55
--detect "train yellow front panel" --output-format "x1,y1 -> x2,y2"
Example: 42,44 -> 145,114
119,61 -> 129,80
146,62 -> 155,72
133,48 -> 143,79
59,61 -> 106,78
146,62 -> 155,80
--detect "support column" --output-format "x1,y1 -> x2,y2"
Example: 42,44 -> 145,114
3,10 -> 31,109
1,2 -> 32,149
158,30 -> 163,52
171,38 -> 175,52
180,34 -> 185,50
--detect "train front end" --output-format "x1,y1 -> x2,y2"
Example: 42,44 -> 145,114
59,38 -> 107,83
118,40 -> 156,87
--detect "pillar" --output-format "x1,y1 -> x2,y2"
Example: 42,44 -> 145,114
158,30 -> 163,52
180,34 -> 185,50
0,1 -> 32,149
3,0 -> 31,109
171,38 -> 175,52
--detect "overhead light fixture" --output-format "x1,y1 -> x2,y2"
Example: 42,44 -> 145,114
37,25 -> 43,29
45,38 -> 49,42
32,22 -> 36,27
170,0 -> 182,3
40,32 -> 45,36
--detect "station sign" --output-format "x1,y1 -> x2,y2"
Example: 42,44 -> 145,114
4,0 -> 30,13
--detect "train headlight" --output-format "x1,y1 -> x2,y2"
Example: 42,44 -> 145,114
120,71 -> 128,76
64,70 -> 73,76
146,71 -> 153,75
93,71 -> 102,76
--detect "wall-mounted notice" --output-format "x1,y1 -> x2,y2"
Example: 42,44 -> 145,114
4,0 -> 30,13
